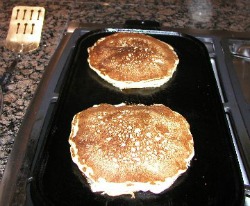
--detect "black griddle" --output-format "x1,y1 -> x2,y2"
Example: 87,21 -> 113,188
27,28 -> 244,205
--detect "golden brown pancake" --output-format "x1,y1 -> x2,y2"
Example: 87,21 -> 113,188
69,103 -> 194,197
87,33 -> 179,89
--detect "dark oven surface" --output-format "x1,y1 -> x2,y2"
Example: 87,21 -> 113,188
28,28 -> 244,205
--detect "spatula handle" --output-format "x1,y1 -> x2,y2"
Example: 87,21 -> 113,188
0,56 -> 20,91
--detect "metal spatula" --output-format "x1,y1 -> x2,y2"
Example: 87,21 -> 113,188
0,6 -> 45,115
5,6 -> 45,53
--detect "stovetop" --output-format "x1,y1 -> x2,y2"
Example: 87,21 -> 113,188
0,21 -> 249,205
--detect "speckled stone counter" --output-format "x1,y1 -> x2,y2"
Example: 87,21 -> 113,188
0,0 -> 249,180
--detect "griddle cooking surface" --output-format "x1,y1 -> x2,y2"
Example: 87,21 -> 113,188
29,29 -> 244,205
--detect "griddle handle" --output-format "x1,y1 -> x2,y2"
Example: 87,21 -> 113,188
124,20 -> 161,30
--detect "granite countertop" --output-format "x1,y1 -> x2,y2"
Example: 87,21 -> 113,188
0,0 -> 249,181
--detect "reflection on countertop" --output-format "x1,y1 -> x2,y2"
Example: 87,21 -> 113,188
0,0 -> 250,179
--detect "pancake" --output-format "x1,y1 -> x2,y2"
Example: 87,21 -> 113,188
87,33 -> 179,89
69,103 -> 194,197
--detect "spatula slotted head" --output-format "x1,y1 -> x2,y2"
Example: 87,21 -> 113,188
5,6 -> 45,53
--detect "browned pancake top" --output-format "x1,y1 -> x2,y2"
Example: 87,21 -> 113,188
69,104 -> 194,184
87,33 -> 179,82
